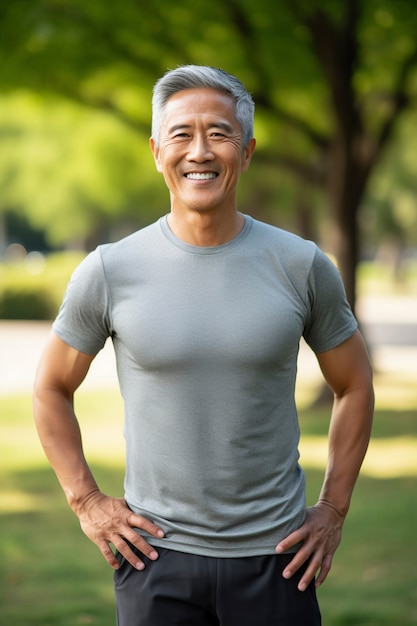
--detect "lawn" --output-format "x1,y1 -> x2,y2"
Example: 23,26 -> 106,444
1,369 -> 416,625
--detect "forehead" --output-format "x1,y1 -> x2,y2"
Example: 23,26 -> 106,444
162,88 -> 240,131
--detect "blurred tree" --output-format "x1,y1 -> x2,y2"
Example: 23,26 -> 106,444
0,94 -> 165,250
1,0 -> 417,312
362,113 -> 417,273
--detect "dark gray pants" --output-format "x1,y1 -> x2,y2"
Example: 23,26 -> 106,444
114,547 -> 321,626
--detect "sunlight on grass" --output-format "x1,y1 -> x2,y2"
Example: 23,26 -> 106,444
297,371 -> 417,412
1,370 -> 416,477
300,435 -> 417,478
0,390 -> 125,471
364,436 -> 417,477
0,427 -> 46,470
1,373 -> 416,626
298,371 -> 417,478
0,490 -> 49,513
373,372 -> 417,410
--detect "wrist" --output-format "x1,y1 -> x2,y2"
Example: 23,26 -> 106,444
64,482 -> 101,516
317,498 -> 348,520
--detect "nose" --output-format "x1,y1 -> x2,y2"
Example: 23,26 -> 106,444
186,134 -> 214,162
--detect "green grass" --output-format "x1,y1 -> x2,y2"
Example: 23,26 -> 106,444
1,374 -> 416,625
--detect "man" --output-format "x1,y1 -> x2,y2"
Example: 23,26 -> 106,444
34,65 -> 374,626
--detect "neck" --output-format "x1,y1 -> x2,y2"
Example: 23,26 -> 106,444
167,210 -> 245,247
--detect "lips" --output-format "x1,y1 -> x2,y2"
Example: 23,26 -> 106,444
184,172 -> 218,180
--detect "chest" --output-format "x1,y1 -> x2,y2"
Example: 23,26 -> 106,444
110,254 -> 308,371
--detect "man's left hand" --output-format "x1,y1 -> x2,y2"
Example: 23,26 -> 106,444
275,502 -> 344,591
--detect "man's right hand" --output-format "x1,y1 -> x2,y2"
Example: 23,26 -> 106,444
76,490 -> 165,570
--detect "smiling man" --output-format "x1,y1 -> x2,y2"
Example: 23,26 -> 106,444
150,87 -> 255,245
33,66 -> 374,626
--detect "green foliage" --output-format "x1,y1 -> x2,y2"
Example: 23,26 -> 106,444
0,93 -> 166,248
0,252 -> 84,320
1,0 -> 417,307
0,2 -> 416,191
363,112 -> 417,251
0,286 -> 55,320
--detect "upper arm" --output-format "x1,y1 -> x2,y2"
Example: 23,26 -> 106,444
316,330 -> 373,398
34,332 -> 96,398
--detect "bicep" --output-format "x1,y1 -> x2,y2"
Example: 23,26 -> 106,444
34,332 -> 96,398
316,330 -> 373,397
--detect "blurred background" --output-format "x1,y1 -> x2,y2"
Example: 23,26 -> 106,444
0,1 -> 416,624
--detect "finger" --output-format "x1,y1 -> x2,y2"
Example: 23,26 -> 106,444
111,534 -> 160,570
127,512 -> 165,539
99,540 -> 123,570
122,527 -> 162,562
280,545 -> 311,581
296,554 -> 323,592
275,527 -> 307,553
315,553 -> 333,588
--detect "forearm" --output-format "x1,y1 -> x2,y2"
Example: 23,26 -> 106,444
33,388 -> 100,514
318,385 -> 374,517
275,386 -> 373,591
34,383 -> 165,572
31,334 -> 162,571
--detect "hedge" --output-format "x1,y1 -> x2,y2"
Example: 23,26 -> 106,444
0,252 -> 85,320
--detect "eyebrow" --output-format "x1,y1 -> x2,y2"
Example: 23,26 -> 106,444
167,121 -> 235,134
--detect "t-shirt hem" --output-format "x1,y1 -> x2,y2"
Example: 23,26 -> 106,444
143,537 -> 297,558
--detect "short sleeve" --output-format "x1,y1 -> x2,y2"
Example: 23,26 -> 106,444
52,247 -> 112,355
303,248 -> 357,353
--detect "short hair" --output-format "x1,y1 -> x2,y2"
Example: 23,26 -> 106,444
151,65 -> 255,148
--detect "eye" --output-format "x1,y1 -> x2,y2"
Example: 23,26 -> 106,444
169,129 -> 191,140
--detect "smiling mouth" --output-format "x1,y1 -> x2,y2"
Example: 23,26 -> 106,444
185,172 -> 218,180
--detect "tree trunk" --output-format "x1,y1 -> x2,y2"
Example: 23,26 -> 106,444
0,212 -> 7,256
326,131 -> 368,317
330,186 -> 359,316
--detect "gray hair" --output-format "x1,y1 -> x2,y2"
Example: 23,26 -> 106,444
151,65 -> 255,148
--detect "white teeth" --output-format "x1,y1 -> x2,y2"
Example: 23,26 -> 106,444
186,172 -> 217,180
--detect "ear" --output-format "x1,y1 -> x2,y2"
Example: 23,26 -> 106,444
149,137 -> 163,173
241,137 -> 256,172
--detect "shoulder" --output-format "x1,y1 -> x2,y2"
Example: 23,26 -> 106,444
92,219 -> 163,280
99,219 -> 162,260
249,217 -> 316,252
247,217 -> 318,270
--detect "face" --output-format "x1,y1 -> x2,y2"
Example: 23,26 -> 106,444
150,88 -> 256,216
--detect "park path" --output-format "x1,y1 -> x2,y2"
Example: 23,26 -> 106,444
0,294 -> 416,396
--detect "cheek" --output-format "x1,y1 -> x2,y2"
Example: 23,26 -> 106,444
157,145 -> 181,170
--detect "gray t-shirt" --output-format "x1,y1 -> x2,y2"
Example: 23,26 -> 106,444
53,215 -> 357,557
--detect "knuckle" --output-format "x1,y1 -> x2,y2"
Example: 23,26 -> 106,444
100,543 -> 114,558
127,512 -> 146,527
126,530 -> 141,545
111,537 -> 127,552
